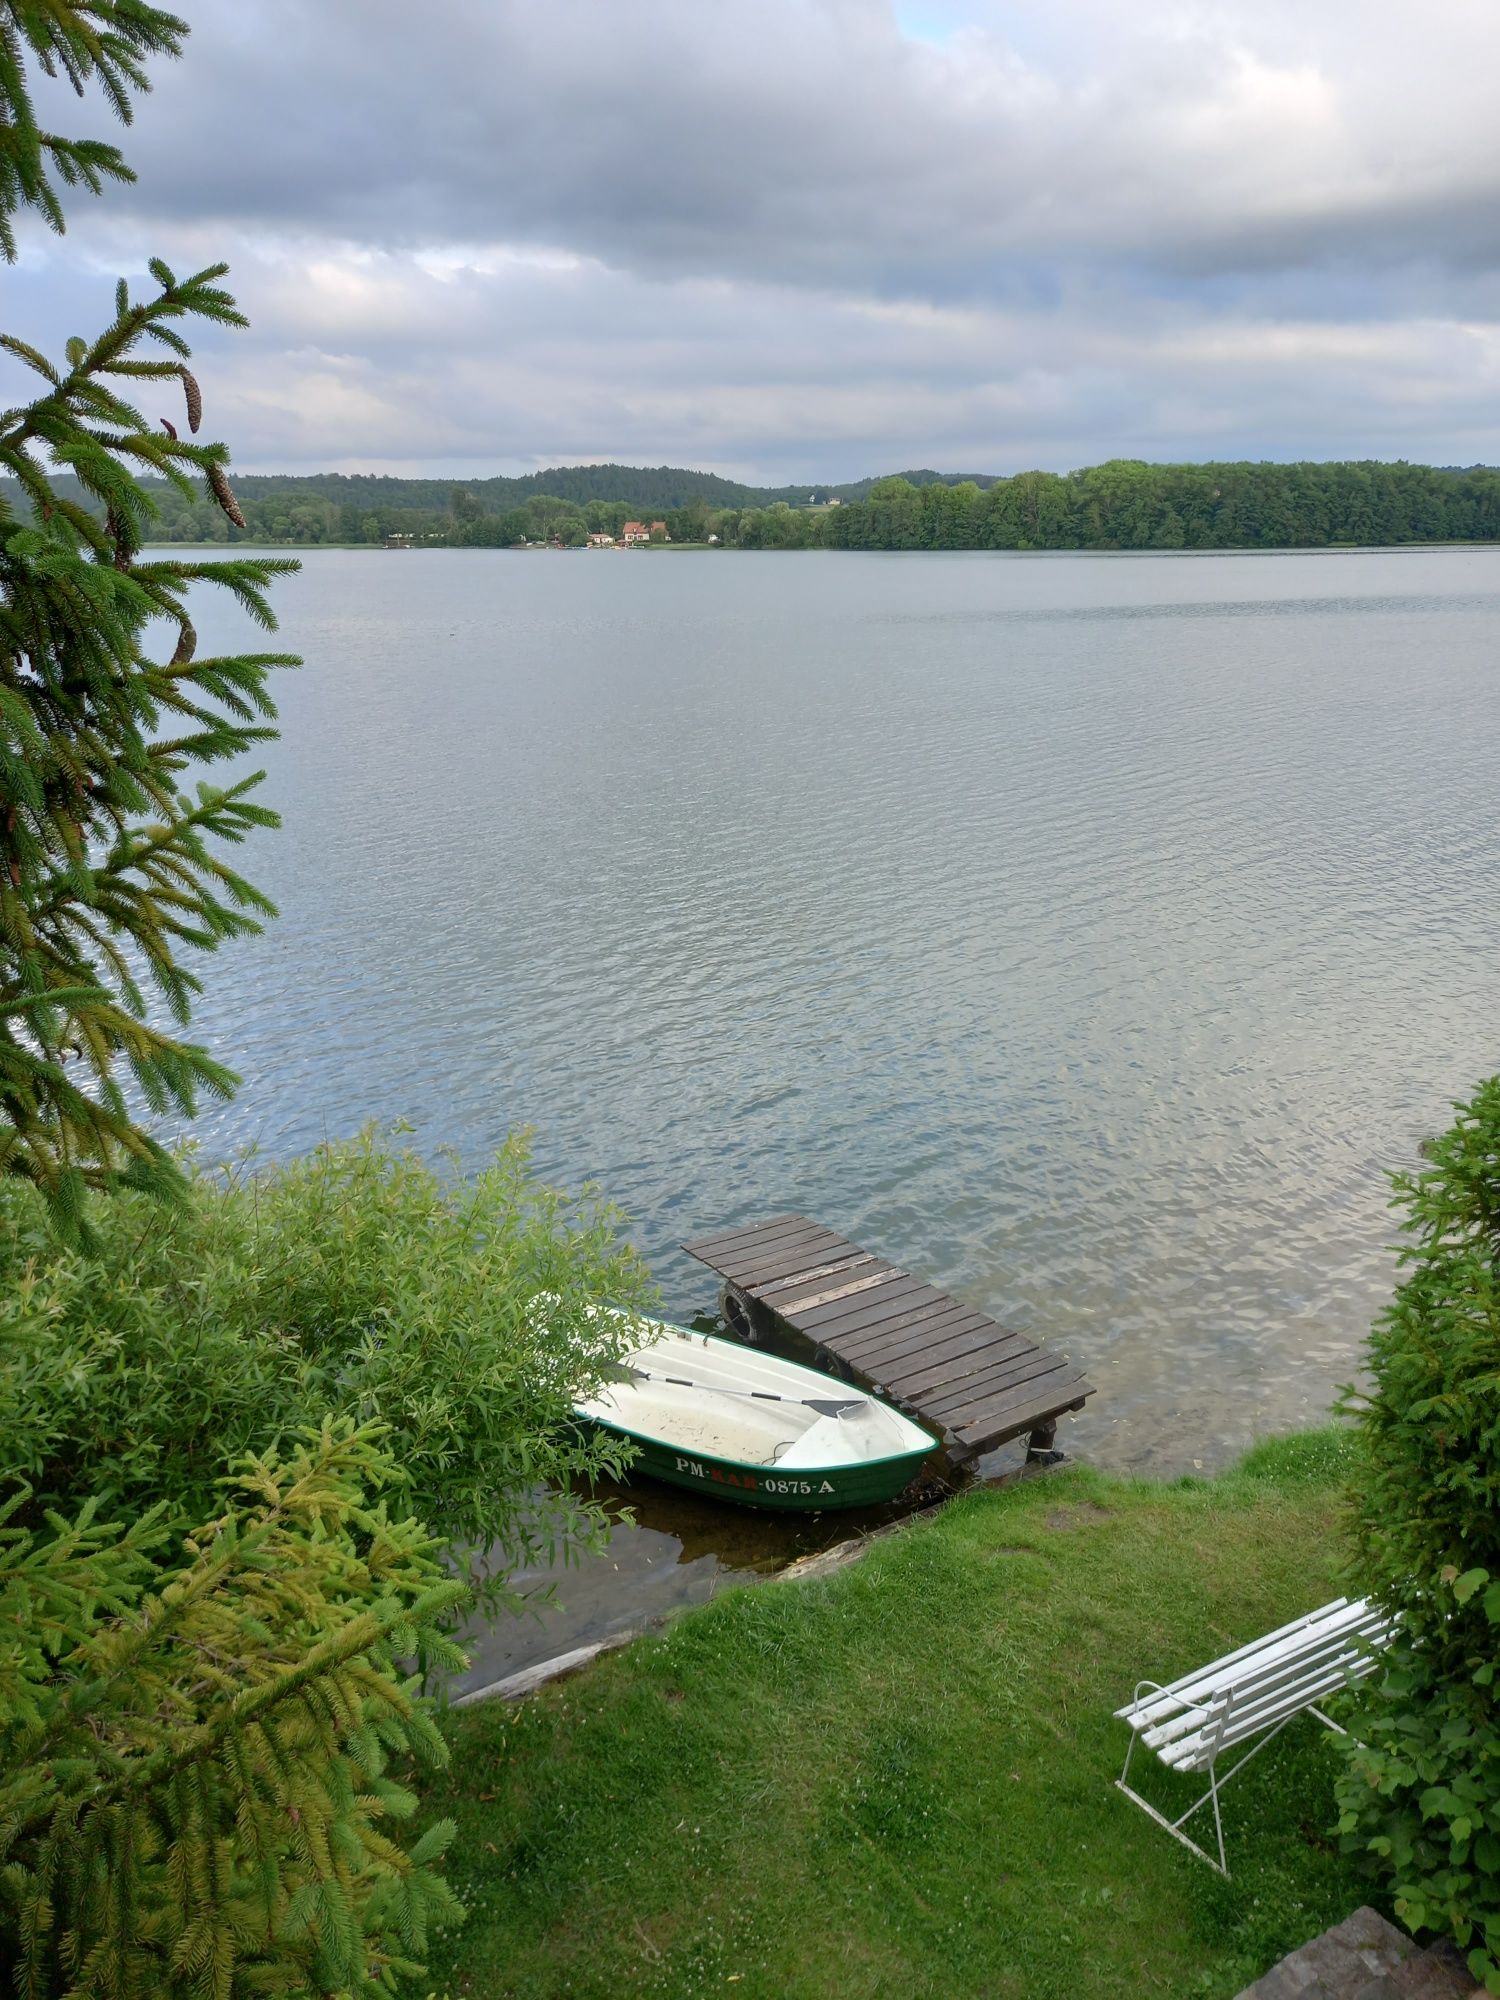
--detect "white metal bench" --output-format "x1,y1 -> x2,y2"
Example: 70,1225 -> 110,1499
1114,1595 -> 1396,1875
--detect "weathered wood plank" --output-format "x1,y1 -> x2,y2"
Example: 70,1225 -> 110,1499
884,1328 -> 1039,1401
795,1275 -> 949,1332
924,1349 -> 1077,1420
789,1274 -> 936,1333
723,1250 -> 858,1294
941,1365 -> 1090,1437
762,1266 -> 904,1314
946,1402 -> 1083,1457
856,1328 -> 1007,1397
681,1214 -> 810,1259
833,1300 -> 990,1362
718,1226 -> 850,1267
752,1253 -> 882,1300
837,1304 -> 994,1367
711,1226 -> 847,1281
737,1246 -> 879,1292
718,1253 -> 854,1296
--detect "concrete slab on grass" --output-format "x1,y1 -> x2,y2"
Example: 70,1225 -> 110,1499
1233,1907 -> 1480,2000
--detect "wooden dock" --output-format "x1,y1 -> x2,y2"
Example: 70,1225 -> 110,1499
681,1214 -> 1093,1465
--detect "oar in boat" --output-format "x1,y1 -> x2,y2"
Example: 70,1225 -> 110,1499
612,1363 -> 869,1420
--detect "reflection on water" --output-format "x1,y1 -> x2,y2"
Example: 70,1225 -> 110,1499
450,1440 -> 1011,1698
172,545 -> 1500,1680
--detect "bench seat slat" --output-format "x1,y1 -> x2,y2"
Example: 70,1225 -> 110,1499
1136,1622 -> 1395,1751
1115,1594 -> 1398,1778
1156,1657 -> 1386,1770
1114,1599 -> 1391,1728
1115,1598 -> 1371,1720
1115,1596 -> 1355,1706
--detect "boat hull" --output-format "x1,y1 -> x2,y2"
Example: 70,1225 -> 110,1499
584,1417 -> 933,1512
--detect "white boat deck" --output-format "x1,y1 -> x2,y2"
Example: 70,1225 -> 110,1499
574,1319 -> 934,1470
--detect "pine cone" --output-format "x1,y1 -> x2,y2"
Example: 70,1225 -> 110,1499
170,618 -> 197,666
208,463 -> 246,530
181,369 -> 203,433
106,507 -> 132,571
160,417 -> 178,440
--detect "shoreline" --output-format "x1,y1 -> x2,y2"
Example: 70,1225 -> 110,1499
143,537 -> 1500,555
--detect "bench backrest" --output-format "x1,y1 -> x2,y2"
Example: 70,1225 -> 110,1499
1115,1596 -> 1397,1773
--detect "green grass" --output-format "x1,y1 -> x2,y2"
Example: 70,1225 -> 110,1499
425,1431 -> 1378,1999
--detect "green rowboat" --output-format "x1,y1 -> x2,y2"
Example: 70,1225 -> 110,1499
575,1313 -> 940,1511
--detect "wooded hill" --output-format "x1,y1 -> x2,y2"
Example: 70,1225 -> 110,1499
5,460 -> 1498,551
205,462 -> 998,511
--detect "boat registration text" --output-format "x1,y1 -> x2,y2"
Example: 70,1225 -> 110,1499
673,1455 -> 835,1498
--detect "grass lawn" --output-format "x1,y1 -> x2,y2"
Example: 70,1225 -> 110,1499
425,1431 -> 1381,2000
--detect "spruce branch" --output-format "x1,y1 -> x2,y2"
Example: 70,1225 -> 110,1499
0,253 -> 297,1236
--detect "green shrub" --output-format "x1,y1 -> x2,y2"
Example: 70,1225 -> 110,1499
0,1128 -> 653,1604
1337,1075 -> 1500,1993
0,1423 -> 467,1997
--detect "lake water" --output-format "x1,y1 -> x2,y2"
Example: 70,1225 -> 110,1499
180,546 -> 1500,1683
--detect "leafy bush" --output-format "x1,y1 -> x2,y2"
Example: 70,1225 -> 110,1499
1337,1075 -> 1500,1992
0,1423 -> 466,1998
0,1128 -> 653,1600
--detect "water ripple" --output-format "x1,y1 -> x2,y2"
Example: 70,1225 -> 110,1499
178,546 -> 1500,1475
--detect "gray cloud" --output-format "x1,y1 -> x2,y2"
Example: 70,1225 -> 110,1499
107,2 -> 1500,289
9,0 -> 1500,476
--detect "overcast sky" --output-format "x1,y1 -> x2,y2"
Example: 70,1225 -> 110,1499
10,0 -> 1500,480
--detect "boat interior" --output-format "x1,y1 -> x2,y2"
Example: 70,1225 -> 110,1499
574,1320 -> 934,1469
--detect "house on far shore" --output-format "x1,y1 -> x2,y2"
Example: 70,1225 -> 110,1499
587,531 -> 615,547
621,520 -> 671,545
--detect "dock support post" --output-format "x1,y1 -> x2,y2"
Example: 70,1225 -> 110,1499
1026,1419 -> 1064,1466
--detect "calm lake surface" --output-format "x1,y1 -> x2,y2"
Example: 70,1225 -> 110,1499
181,546 -> 1500,1681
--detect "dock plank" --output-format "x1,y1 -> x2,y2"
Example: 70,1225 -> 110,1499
852,1325 -> 1006,1391
839,1301 -> 996,1358
924,1351 -> 1075,1420
939,1364 -> 1090,1434
753,1254 -> 882,1300
711,1228 -> 848,1281
682,1214 -> 1093,1463
720,1247 -> 859,1292
758,1267 -> 901,1314
947,1385 -> 1090,1452
792,1276 -> 938,1335
693,1232 -> 839,1279
887,1330 -> 1040,1401
681,1215 -> 808,1259
834,1300 -> 989,1361
801,1290 -> 956,1347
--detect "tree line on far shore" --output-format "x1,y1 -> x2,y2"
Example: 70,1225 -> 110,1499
9,457 -> 1500,552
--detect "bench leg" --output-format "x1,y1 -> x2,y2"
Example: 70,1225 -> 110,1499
1115,1707 -> 1306,1880
1115,1770 -> 1230,1878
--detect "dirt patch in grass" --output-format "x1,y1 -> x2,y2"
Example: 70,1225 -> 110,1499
1044,1500 -> 1114,1530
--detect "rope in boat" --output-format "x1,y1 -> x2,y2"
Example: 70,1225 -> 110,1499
617,1364 -> 868,1420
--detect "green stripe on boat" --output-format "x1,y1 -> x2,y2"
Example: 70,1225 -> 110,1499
573,1313 -> 940,1511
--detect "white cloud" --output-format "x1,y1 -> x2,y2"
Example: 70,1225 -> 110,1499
8,0 -> 1500,476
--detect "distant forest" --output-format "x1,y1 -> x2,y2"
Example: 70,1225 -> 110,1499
8,459 -> 1500,552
